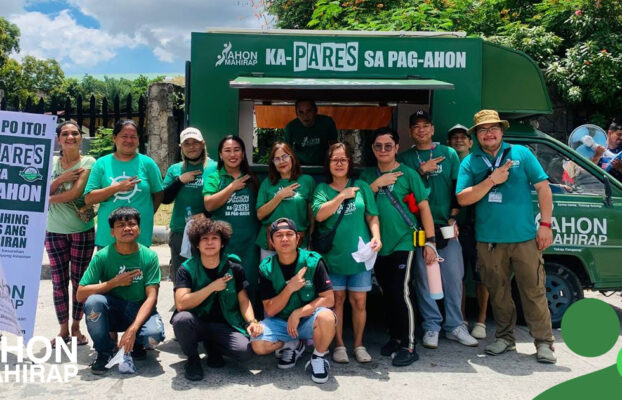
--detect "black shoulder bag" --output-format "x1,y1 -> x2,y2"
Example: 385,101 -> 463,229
311,180 -> 351,253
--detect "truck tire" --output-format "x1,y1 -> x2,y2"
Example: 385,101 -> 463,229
511,262 -> 583,329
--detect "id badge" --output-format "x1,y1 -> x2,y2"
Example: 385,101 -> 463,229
488,191 -> 503,203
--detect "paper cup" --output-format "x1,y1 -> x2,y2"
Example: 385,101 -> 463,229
440,225 -> 455,239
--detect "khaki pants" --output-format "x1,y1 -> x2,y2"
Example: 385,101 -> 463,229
477,240 -> 554,346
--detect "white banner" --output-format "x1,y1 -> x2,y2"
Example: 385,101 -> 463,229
0,110 -> 56,341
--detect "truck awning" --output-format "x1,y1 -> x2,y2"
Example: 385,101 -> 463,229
230,76 -> 454,90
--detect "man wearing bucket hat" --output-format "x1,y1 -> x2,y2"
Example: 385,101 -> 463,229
251,218 -> 336,384
162,127 -> 217,282
456,109 -> 555,363
398,110 -> 478,350
447,123 -> 489,340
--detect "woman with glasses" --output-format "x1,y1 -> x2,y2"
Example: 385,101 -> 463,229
162,127 -> 217,282
203,135 -> 260,305
360,127 -> 436,366
85,120 -> 164,248
256,142 -> 316,260
312,142 -> 381,364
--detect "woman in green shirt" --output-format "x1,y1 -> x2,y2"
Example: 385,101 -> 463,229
45,121 -> 96,347
203,135 -> 260,306
312,143 -> 381,364
256,142 -> 315,260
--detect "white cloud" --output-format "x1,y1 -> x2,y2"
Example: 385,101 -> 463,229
68,0 -> 265,62
0,0 -> 26,17
9,10 -> 135,69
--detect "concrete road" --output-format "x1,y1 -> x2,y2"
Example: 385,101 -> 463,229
4,252 -> 622,400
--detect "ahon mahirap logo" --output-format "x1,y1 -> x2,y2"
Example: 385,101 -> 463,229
18,167 -> 42,182
110,172 -> 141,202
215,42 -> 258,67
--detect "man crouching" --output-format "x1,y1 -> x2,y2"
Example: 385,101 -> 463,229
251,218 -> 336,384
77,206 -> 165,375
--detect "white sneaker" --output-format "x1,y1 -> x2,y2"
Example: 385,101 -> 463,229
277,340 -> 305,369
422,331 -> 439,349
447,325 -> 479,347
470,322 -> 487,339
305,354 -> 330,384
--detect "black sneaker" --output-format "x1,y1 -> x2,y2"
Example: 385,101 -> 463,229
90,352 -> 111,375
131,344 -> 147,361
305,354 -> 330,384
206,352 -> 225,368
184,355 -> 204,381
380,338 -> 401,357
277,340 -> 305,369
392,347 -> 419,367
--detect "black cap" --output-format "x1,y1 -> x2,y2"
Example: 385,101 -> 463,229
269,218 -> 297,238
409,110 -> 432,126
609,116 -> 622,131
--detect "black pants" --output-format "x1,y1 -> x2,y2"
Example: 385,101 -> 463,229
171,311 -> 253,362
375,251 -> 417,349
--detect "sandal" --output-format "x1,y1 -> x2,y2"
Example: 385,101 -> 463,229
332,346 -> 349,363
353,346 -> 372,363
75,334 -> 89,346
51,336 -> 70,349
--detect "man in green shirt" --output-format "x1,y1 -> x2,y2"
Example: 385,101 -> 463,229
284,99 -> 339,166
398,110 -> 478,350
456,109 -> 555,363
251,218 -> 336,384
77,207 -> 164,375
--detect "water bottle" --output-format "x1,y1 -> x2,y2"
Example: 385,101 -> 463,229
185,206 -> 192,223
425,244 -> 444,300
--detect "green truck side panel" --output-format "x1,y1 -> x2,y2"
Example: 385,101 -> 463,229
482,42 -> 552,118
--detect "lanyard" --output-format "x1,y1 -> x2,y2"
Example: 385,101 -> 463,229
414,144 -> 436,166
480,150 -> 505,172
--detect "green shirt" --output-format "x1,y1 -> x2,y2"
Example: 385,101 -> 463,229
360,164 -> 428,256
311,180 -> 378,275
84,153 -> 164,247
163,158 -> 217,233
456,142 -> 548,243
284,115 -> 338,166
398,144 -> 460,225
255,174 -> 316,250
79,244 -> 161,304
47,155 -> 96,234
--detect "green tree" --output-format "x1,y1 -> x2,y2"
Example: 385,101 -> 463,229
0,17 -> 20,69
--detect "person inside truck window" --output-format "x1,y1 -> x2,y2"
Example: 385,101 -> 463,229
256,142 -> 316,261
456,109 -> 556,364
592,116 -> 622,181
284,99 -> 339,166
203,135 -> 260,308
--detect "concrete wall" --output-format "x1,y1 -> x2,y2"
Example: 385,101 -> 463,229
146,82 -> 184,175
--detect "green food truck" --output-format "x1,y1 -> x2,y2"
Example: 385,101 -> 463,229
186,29 -> 622,327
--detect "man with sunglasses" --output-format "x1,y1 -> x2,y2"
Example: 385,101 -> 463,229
398,110 -> 478,350
456,110 -> 555,364
361,127 -> 436,366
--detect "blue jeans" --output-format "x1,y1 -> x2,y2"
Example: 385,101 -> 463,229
251,307 -> 335,343
84,294 -> 165,355
413,238 -> 465,333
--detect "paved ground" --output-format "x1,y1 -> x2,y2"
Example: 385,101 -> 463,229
4,245 -> 621,399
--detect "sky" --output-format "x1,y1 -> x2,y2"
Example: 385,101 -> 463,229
1,0 -> 266,77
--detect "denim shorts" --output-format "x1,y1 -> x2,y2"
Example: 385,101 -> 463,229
251,307 -> 335,343
329,270 -> 372,292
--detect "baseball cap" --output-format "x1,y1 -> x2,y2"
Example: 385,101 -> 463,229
180,127 -> 204,143
269,218 -> 297,238
409,109 -> 432,126
447,124 -> 469,139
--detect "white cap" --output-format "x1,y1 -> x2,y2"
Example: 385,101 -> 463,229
180,127 -> 204,143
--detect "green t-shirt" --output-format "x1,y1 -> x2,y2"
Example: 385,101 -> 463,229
398,144 -> 460,225
47,155 -> 96,234
79,244 -> 161,304
360,164 -> 428,256
84,153 -> 164,247
203,168 -> 259,288
163,158 -> 217,233
284,114 -> 338,166
255,174 -> 316,250
311,180 -> 378,275
456,142 -> 548,243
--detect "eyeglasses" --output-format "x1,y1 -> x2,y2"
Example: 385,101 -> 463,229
330,158 -> 349,165
272,153 -> 291,165
373,143 -> 394,152
476,126 -> 502,135
113,221 -> 138,229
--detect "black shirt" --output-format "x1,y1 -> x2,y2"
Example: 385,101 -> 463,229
259,255 -> 332,301
175,260 -> 248,323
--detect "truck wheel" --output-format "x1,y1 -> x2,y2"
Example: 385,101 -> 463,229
511,262 -> 583,329
545,262 -> 583,329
